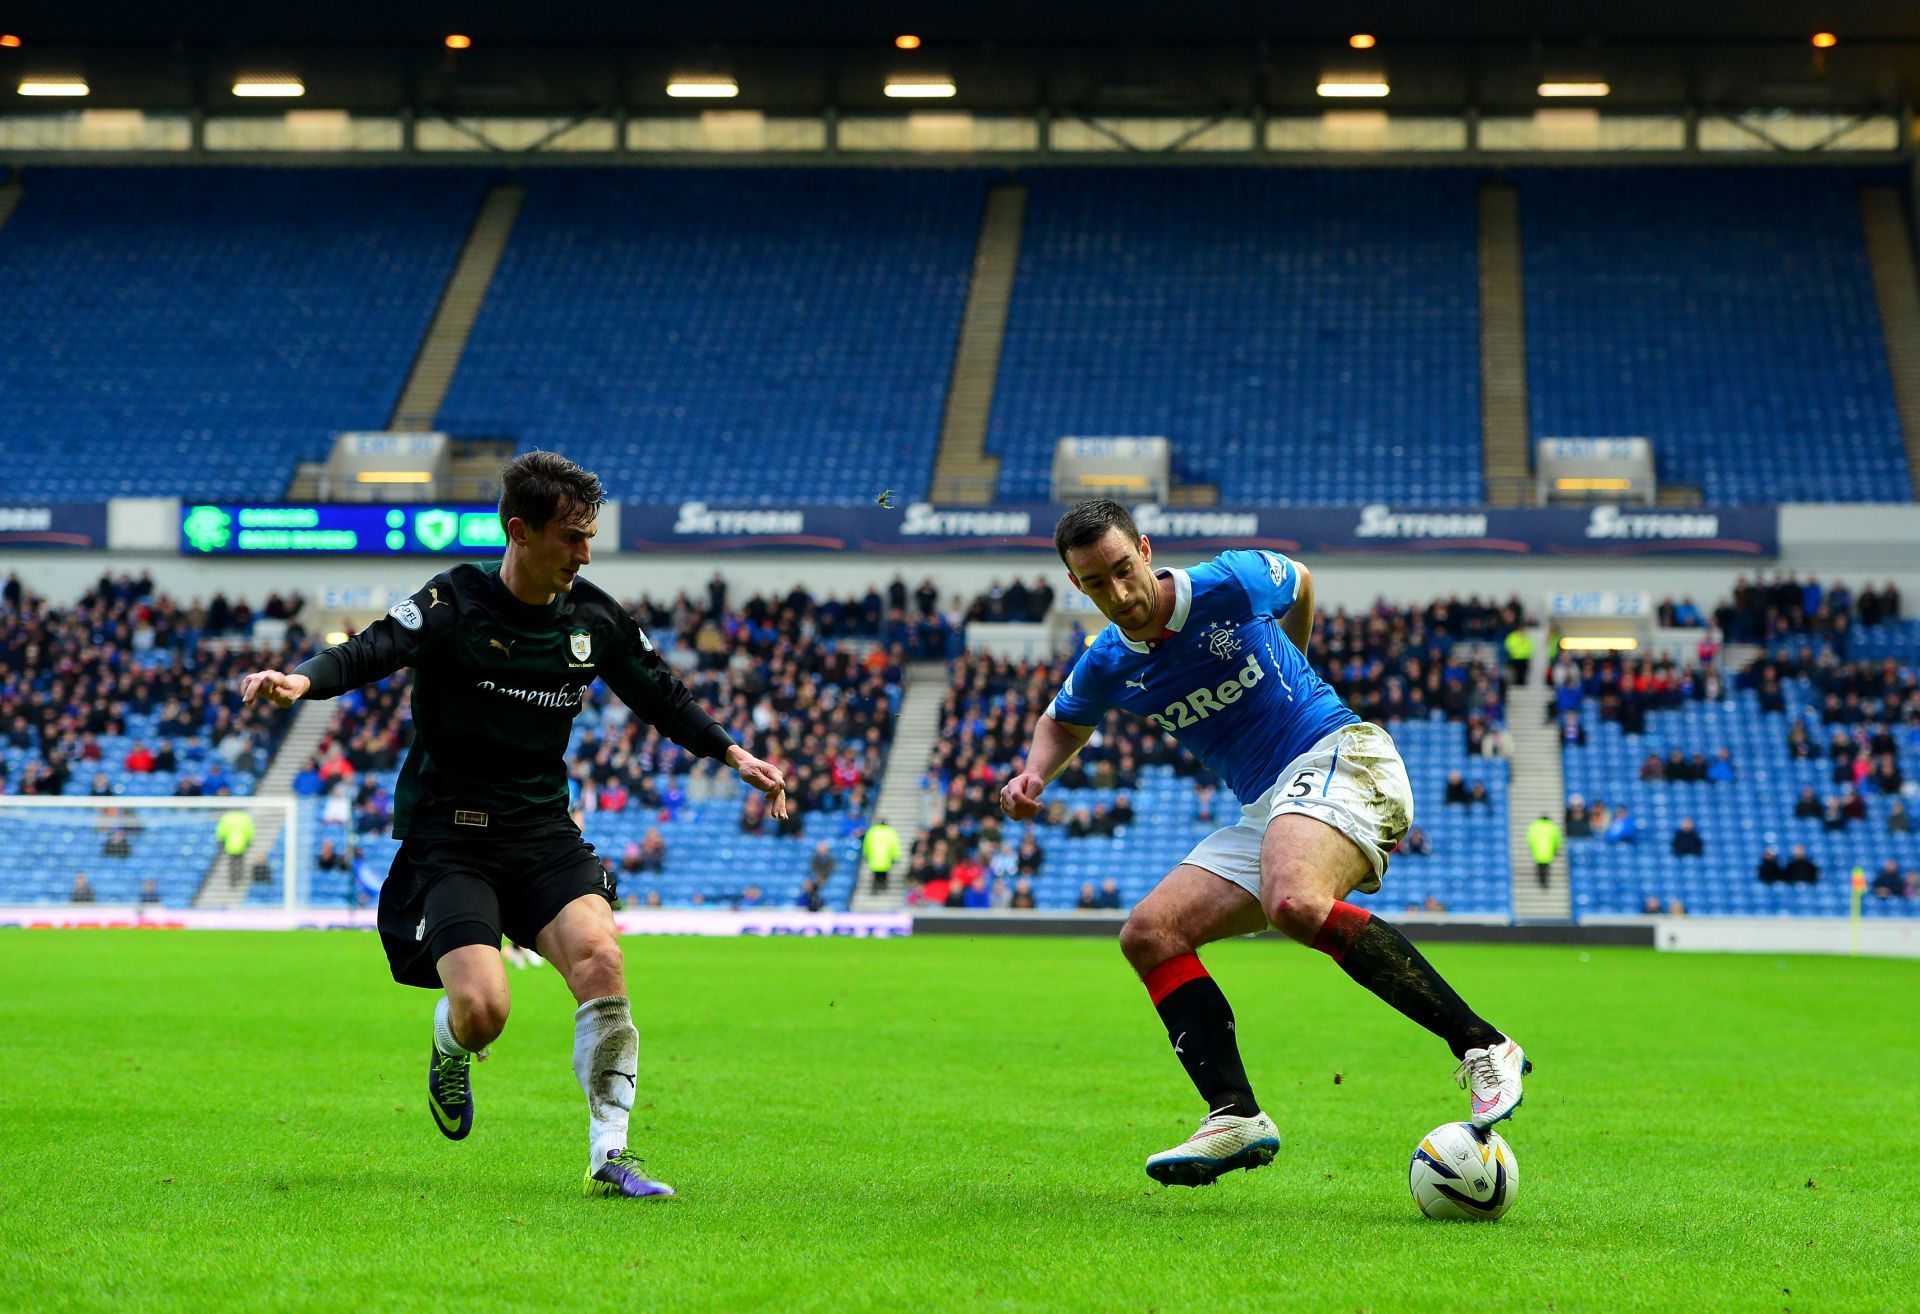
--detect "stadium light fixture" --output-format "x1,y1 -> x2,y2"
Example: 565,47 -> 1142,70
1316,80 -> 1389,98
324,631 -> 349,646
666,77 -> 739,98
233,78 -> 305,97
1554,476 -> 1634,491
1538,82 -> 1610,98
885,77 -> 956,98
354,471 -> 434,484
895,34 -> 922,50
444,34 -> 472,50
1348,34 -> 1376,49
1559,636 -> 1640,652
1811,32 -> 1838,48
0,35 -> 22,49
17,78 -> 87,96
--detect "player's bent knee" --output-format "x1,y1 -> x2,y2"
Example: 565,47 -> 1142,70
1264,888 -> 1332,945
452,989 -> 511,1047
1118,907 -> 1186,971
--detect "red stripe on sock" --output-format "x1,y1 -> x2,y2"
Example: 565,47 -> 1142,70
1309,900 -> 1373,963
1141,952 -> 1209,1006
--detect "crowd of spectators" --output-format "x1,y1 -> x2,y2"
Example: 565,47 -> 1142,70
1305,597 -> 1518,739
1548,651 -> 1724,743
1662,575 -> 1904,645
0,572 -> 306,800
961,577 -> 1057,625
904,650 -> 1202,908
1747,648 -> 1920,728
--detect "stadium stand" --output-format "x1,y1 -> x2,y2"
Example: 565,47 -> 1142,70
0,167 -> 488,500
914,599 -> 1515,914
437,168 -> 986,505
984,167 -> 1484,505
1559,582 -> 1920,918
0,575 -> 306,905
1518,167 -> 1912,505
290,587 -> 910,911
0,163 -> 1909,511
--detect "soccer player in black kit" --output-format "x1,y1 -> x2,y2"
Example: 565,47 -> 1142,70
242,452 -> 789,1198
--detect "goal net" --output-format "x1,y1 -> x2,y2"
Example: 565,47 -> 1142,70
0,795 -> 302,913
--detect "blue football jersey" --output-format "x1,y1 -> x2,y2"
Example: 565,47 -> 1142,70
1046,550 -> 1360,807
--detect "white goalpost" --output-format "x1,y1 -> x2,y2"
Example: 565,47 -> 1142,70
0,794 -> 302,914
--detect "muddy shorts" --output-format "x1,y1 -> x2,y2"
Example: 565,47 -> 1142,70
1181,721 -> 1414,898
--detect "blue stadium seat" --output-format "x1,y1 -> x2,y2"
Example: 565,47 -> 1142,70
438,168 -> 986,505
1519,167 -> 1911,505
1563,683 -> 1920,917
986,168 -> 1484,505
0,167 -> 489,500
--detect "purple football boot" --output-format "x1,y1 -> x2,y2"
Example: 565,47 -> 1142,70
584,1149 -> 675,1198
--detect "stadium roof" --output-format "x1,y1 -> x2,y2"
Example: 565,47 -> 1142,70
5,2 -> 1919,114
12,1 -> 1920,47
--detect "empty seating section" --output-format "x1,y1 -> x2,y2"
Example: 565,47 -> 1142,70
1355,719 -> 1509,916
985,168 -> 1483,504
437,169 -> 984,505
1519,167 -> 1910,504
0,167 -> 487,500
1769,621 -> 1920,666
0,580 -> 305,905
1564,686 -> 1919,918
1562,582 -> 1919,918
0,163 -> 1910,507
1,809 -> 284,907
290,591 -> 901,911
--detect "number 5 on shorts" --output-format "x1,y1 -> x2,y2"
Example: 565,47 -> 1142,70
1284,767 -> 1321,798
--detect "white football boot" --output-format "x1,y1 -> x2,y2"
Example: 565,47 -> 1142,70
1144,1109 -> 1281,1187
1456,1037 -> 1531,1128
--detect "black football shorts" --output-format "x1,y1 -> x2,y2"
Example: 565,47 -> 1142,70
376,813 -> 613,989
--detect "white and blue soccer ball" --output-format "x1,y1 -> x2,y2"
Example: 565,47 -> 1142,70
1409,1122 -> 1519,1221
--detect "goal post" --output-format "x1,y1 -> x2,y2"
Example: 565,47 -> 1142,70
0,795 -> 302,913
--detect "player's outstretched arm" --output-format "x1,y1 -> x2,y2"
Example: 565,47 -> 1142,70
1000,714 -> 1094,820
265,577 -> 455,705
240,669 -> 311,709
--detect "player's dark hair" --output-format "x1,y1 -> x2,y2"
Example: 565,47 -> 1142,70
498,451 -> 606,535
1054,498 -> 1141,564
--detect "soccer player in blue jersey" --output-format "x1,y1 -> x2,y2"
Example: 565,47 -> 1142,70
1000,500 -> 1529,1187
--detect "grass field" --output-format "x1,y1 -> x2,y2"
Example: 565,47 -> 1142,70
2,931 -> 1915,1313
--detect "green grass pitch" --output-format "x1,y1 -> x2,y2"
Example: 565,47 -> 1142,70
2,931 -> 1915,1313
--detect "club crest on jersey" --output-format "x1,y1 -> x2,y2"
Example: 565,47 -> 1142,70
569,630 -> 592,663
1202,619 -> 1242,662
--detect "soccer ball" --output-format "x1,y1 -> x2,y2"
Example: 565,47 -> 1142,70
1409,1122 -> 1519,1221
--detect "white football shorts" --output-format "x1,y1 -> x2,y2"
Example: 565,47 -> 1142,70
1181,721 -> 1414,899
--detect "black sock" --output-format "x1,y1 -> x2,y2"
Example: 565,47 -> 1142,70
1312,901 -> 1502,1060
1143,954 -> 1259,1117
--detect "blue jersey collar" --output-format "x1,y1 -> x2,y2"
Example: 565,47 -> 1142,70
1116,569 -> 1193,654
